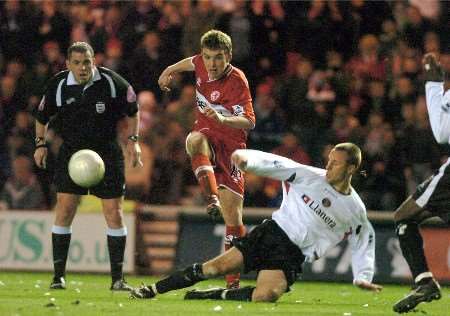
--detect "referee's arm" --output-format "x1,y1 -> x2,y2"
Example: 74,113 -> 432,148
124,108 -> 142,167
34,120 -> 48,169
33,81 -> 57,169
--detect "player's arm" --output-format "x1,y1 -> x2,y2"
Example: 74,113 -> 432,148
232,149 -> 315,182
158,57 -> 195,91
221,114 -> 254,129
205,78 -> 255,129
425,83 -> 450,144
203,107 -> 254,129
348,217 -> 383,292
423,53 -> 450,144
118,79 -> 143,168
33,81 -> 57,169
126,112 -> 143,168
34,120 -> 49,169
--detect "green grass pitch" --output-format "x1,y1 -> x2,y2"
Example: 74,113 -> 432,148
0,272 -> 448,316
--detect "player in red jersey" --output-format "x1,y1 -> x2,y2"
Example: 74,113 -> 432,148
158,30 -> 255,289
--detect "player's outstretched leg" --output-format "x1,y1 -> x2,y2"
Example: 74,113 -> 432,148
393,277 -> 441,313
130,263 -> 206,299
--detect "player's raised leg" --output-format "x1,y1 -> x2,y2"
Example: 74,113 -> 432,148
219,188 -> 245,289
186,131 -> 221,218
50,193 -> 80,289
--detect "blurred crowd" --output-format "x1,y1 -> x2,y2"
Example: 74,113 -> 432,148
1,0 -> 449,211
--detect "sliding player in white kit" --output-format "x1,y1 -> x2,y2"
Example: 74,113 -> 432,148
130,142 -> 382,302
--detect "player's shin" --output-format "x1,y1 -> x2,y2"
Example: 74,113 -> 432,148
191,154 -> 221,216
225,225 -> 246,288
52,225 -> 72,280
396,221 -> 431,282
154,263 -> 206,294
107,227 -> 127,283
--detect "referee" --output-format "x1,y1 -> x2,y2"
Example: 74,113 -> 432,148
33,42 -> 142,291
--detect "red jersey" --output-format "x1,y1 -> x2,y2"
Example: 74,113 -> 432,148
192,54 -> 255,144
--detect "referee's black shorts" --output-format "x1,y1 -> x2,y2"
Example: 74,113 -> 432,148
412,158 -> 450,224
232,219 -> 305,287
54,142 -> 125,199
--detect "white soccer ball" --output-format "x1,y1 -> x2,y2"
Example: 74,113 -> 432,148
68,149 -> 105,188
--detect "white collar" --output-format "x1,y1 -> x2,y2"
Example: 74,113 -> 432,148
67,67 -> 101,85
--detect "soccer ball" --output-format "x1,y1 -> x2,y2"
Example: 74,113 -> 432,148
68,149 -> 105,188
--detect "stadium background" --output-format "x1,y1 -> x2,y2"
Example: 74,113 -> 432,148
0,0 -> 449,285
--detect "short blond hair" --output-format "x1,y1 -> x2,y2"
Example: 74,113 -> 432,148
334,142 -> 362,171
200,30 -> 232,54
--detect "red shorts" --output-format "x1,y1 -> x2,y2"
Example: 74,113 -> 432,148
194,127 -> 246,197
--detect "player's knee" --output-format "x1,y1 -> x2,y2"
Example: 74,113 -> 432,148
252,288 -> 282,302
202,262 -> 222,277
186,132 -> 207,154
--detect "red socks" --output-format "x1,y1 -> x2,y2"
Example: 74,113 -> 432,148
191,154 -> 218,198
225,225 -> 246,288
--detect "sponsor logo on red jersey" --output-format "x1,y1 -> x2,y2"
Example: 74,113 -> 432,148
210,91 -> 220,101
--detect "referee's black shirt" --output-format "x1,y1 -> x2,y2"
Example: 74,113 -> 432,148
33,67 -> 138,149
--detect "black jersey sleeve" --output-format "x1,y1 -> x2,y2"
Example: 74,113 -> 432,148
32,73 -> 62,125
109,69 -> 139,117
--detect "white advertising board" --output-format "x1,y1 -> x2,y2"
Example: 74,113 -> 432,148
0,211 -> 135,272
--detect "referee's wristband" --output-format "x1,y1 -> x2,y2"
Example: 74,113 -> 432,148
35,143 -> 48,149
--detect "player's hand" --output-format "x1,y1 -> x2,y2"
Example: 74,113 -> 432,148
34,147 -> 48,169
158,70 -> 173,92
422,53 -> 444,82
204,107 -> 225,124
354,279 -> 383,292
127,142 -> 143,168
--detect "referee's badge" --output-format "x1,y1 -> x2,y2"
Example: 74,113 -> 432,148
96,101 -> 105,113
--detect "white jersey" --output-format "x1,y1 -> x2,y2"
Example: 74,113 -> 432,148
425,82 -> 450,144
240,150 -> 375,283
